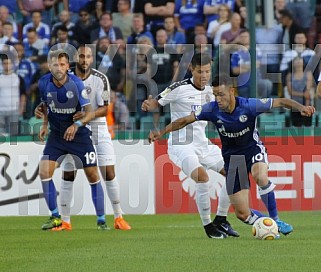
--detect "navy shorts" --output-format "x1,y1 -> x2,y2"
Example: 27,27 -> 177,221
224,144 -> 268,195
41,133 -> 97,168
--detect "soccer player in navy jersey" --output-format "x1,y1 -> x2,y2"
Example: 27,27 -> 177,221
149,73 -> 315,236
38,49 -> 108,230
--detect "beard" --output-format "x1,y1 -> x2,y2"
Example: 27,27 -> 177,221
76,62 -> 90,74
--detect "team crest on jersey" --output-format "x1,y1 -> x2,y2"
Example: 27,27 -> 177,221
205,93 -> 211,103
47,93 -> 52,98
81,89 -> 89,99
160,87 -> 171,98
260,98 -> 269,104
101,90 -> 109,102
66,91 -> 74,99
239,115 -> 248,122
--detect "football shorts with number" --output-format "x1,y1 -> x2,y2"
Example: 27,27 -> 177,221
41,133 -> 97,168
61,123 -> 115,171
224,144 -> 268,195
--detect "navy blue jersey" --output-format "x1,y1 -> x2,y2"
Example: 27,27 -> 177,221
195,97 -> 273,157
38,73 -> 91,138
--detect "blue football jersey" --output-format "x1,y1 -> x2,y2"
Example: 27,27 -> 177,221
38,73 -> 91,137
195,97 -> 273,157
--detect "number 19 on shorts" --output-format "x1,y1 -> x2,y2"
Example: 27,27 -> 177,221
85,152 -> 97,164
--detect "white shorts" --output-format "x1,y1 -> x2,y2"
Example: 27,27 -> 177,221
61,125 -> 116,171
168,143 -> 224,177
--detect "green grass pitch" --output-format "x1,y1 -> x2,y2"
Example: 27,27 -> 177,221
1,211 -> 321,272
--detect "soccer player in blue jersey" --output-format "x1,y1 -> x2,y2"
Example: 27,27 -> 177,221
38,49 -> 108,230
149,73 -> 315,236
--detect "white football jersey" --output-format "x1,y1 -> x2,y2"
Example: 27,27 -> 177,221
157,78 -> 214,146
82,68 -> 110,136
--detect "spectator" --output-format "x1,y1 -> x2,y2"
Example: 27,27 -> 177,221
239,5 -> 246,28
144,0 -> 175,34
22,11 -> 50,45
274,0 -> 286,24
280,31 -> 315,86
127,13 -> 154,44
0,54 -> 26,135
174,0 -> 205,33
13,42 -> 37,91
67,0 -> 90,23
90,12 -> 123,43
0,6 -> 18,39
23,27 -> 49,61
107,90 -> 130,138
207,4 -> 231,47
51,25 -> 79,58
286,0 -> 312,31
203,0 -> 235,24
220,12 -> 243,44
286,56 -> 313,127
164,16 -> 186,53
96,36 -> 126,97
51,10 -> 76,45
73,8 -> 95,45
194,33 -> 212,56
278,9 -> 303,51
26,55 -> 49,119
231,30 -> 273,98
112,0 -> 133,42
0,22 -> 18,50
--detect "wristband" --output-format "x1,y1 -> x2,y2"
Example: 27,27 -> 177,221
74,120 -> 83,127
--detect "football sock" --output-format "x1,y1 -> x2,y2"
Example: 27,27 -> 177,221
41,179 -> 59,217
105,178 -> 122,218
259,181 -> 278,220
60,179 -> 73,223
244,209 -> 266,225
90,180 -> 105,220
216,181 -> 230,217
195,182 -> 211,226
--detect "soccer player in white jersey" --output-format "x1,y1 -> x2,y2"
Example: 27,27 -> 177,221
36,45 -> 131,231
142,53 -> 239,238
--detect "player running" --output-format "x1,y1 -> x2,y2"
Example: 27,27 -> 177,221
149,73 -> 315,235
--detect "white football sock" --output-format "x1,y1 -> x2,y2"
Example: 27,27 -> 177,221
105,177 -> 122,219
195,182 -> 211,226
216,181 -> 230,216
60,179 -> 73,223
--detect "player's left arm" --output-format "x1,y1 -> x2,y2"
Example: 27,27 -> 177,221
149,113 -> 196,143
272,98 -> 315,117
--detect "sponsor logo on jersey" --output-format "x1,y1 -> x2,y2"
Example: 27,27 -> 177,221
218,125 -> 250,138
66,91 -> 74,99
47,93 -> 52,98
239,115 -> 248,122
81,89 -> 89,99
260,98 -> 269,104
191,105 -> 202,116
48,101 -> 76,114
160,87 -> 171,98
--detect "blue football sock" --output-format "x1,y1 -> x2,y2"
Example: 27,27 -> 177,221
259,181 -> 278,220
41,179 -> 59,217
90,181 -> 105,219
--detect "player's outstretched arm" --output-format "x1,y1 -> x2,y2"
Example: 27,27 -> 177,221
272,98 -> 315,117
148,113 -> 196,143
141,95 -> 160,112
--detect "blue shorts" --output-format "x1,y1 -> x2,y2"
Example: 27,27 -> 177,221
224,144 -> 268,195
41,133 -> 97,168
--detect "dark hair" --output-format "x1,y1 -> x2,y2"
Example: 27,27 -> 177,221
212,73 -> 234,87
191,53 -> 212,68
27,27 -> 37,33
279,9 -> 293,19
0,52 -> 14,62
56,25 -> 68,33
37,55 -> 48,64
49,49 -> 70,62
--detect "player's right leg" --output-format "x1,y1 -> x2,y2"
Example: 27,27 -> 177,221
39,159 -> 62,230
169,148 -> 226,239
